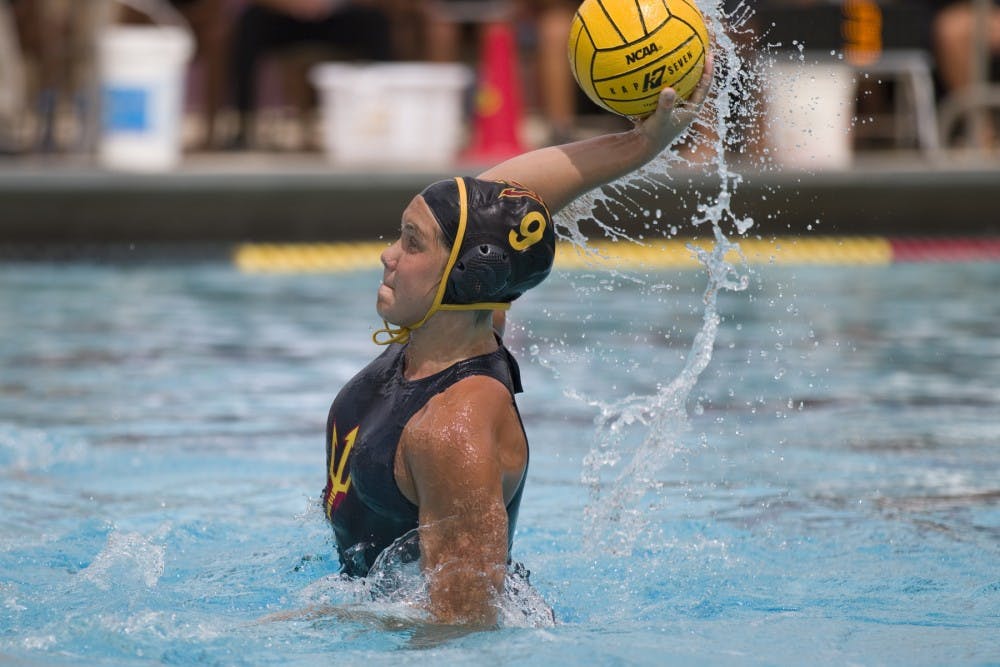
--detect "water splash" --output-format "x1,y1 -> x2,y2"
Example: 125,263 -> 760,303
0,422 -> 88,472
78,526 -> 168,591
555,2 -> 764,247
566,1 -> 760,555
361,528 -> 557,628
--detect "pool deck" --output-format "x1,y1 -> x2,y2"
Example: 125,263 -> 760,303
0,152 -> 998,246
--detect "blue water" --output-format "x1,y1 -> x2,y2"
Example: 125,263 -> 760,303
1,259 -> 998,665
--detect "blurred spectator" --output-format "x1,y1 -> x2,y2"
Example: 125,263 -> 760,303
522,0 -> 578,144
0,0 -> 26,152
378,0 -> 425,60
116,0 -> 230,149
5,0 -> 227,153
7,0 -> 110,153
931,0 -> 1000,93
423,1 -> 505,62
423,0 -> 579,146
931,0 -> 1000,144
229,0 -> 394,149
168,0 -> 229,149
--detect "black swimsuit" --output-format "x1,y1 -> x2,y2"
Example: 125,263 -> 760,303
322,342 -> 528,577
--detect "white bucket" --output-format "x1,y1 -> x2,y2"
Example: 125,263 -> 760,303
310,63 -> 472,167
765,61 -> 855,170
97,22 -> 193,171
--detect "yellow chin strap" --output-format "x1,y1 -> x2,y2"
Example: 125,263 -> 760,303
373,177 -> 511,346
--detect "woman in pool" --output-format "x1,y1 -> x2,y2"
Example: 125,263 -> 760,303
322,56 -> 714,626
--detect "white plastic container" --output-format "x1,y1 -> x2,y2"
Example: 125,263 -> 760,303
310,63 -> 472,167
765,60 -> 854,170
97,20 -> 192,171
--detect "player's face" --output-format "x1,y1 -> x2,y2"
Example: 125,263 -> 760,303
377,196 -> 450,326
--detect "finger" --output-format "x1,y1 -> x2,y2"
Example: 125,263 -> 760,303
632,86 -> 676,127
687,53 -> 714,107
657,86 -> 679,114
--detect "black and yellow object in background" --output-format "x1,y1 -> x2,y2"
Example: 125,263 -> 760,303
754,1 -> 931,57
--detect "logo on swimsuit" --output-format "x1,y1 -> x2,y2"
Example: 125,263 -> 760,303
324,423 -> 358,519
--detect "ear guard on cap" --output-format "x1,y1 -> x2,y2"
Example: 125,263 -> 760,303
448,243 -> 513,304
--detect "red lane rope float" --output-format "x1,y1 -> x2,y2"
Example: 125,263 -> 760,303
889,238 -> 1000,263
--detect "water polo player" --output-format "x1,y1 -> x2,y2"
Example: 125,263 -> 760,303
322,55 -> 714,626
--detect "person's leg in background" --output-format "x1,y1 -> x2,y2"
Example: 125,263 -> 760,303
229,1 -> 392,149
381,0 -> 424,61
931,0 -> 1000,145
933,1 -> 1000,92
172,0 -> 229,149
525,0 -> 576,144
30,0 -> 68,151
422,1 -> 578,145
313,3 -> 393,61
423,1 -> 465,62
230,4 -> 292,148
0,0 -> 27,152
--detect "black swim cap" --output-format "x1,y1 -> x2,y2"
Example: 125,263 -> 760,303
420,176 -> 555,306
372,176 -> 554,346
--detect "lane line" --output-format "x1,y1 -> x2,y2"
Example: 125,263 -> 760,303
233,237 -> 1000,273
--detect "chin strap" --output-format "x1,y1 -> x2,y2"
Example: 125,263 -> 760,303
372,321 -> 412,346
372,177 -> 511,346
372,300 -> 512,346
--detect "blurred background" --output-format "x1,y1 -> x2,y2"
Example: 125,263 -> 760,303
0,0 -> 998,243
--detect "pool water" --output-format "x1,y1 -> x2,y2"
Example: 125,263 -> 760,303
1,258 -> 997,665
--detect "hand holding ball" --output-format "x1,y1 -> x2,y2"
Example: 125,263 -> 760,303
568,0 -> 710,119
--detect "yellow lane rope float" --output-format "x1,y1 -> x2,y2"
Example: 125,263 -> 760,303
233,237 -> 898,273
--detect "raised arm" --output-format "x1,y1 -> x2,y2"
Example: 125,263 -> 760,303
478,55 -> 714,215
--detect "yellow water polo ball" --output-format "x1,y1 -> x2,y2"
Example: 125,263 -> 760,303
568,0 -> 710,118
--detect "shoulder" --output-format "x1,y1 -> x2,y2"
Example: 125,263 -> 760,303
396,375 -> 524,504
408,375 -> 515,454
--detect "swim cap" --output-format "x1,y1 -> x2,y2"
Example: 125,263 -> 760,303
423,177 -> 555,306
373,177 -> 555,345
